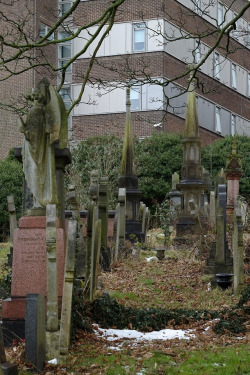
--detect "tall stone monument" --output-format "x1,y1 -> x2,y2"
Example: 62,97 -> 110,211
118,87 -> 143,242
2,78 -> 70,341
176,74 -> 207,235
225,137 -> 242,214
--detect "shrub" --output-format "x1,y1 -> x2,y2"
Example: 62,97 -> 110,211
0,153 -> 23,239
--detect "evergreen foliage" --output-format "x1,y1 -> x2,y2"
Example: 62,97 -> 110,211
66,135 -> 123,209
0,151 -> 23,239
134,133 -> 183,208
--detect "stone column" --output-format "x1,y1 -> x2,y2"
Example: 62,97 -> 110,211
98,177 -> 110,270
46,204 -> 59,359
233,207 -> 244,296
59,218 -> 77,357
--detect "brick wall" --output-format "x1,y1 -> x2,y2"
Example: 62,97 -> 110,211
71,109 -> 221,147
0,0 -> 58,159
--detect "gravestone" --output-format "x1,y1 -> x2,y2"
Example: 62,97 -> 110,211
46,204 -> 60,360
59,218 -> 77,358
98,177 -> 111,271
232,206 -> 244,296
7,196 -> 17,244
204,185 -> 233,276
2,216 -> 65,341
209,191 -> 216,227
25,294 -> 45,372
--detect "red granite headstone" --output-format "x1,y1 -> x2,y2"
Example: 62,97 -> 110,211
2,216 -> 65,320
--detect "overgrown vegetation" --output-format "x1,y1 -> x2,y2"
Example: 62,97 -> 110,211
0,151 -> 23,239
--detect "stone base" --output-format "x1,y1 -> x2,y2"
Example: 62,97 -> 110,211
175,216 -> 195,237
46,331 -> 59,360
203,241 -> 233,275
1,362 -> 18,375
125,220 -> 144,243
2,319 -> 25,346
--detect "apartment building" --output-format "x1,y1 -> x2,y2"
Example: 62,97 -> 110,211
0,0 -> 250,158
68,0 -> 250,146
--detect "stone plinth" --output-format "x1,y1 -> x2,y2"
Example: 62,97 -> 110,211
2,216 -> 65,323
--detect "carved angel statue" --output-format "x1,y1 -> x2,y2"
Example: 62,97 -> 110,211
18,77 -> 68,208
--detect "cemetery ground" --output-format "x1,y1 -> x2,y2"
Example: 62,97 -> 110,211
0,231 -> 249,375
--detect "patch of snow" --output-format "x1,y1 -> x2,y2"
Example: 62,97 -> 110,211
48,358 -> 58,365
94,325 -> 195,342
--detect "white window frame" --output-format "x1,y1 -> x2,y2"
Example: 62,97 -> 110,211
59,0 -> 72,16
218,2 -> 224,27
133,23 -> 146,52
215,106 -> 221,133
130,86 -> 141,110
194,40 -> 201,64
194,0 -> 201,15
247,23 -> 250,48
231,63 -> 237,90
39,23 -> 54,40
231,114 -> 236,136
58,31 -> 72,73
59,86 -> 71,110
214,52 -> 220,80
248,73 -> 250,97
232,12 -> 238,40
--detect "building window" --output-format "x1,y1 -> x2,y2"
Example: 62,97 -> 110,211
194,40 -> 201,64
215,106 -> 221,133
247,23 -> 250,48
130,86 -> 140,110
133,23 -> 146,52
39,23 -> 54,40
231,114 -> 236,136
218,2 -> 224,26
194,0 -> 201,15
58,43 -> 72,72
59,87 -> 71,110
248,73 -> 250,97
214,52 -> 220,80
232,12 -> 238,40
231,63 -> 237,89
59,0 -> 72,16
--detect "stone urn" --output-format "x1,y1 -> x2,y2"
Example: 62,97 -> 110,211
215,273 -> 233,290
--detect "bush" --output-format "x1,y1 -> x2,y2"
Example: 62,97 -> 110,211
0,152 -> 23,239
67,133 -> 183,211
66,135 -> 123,209
135,132 -> 183,208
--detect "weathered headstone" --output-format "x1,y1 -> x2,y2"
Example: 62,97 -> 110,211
68,185 -> 85,278
209,191 -> 216,227
98,177 -> 110,271
232,207 -> 244,296
25,294 -> 46,371
59,218 -> 77,357
7,196 -> 17,244
89,219 -> 102,302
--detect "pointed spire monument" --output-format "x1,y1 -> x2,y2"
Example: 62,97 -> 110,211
176,72 -> 207,234
118,87 -> 144,241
